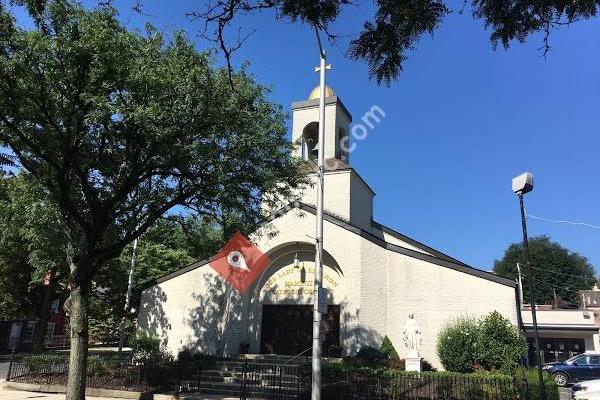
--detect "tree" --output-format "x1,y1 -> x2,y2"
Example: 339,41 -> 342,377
193,0 -> 598,85
493,235 -> 596,304
0,173 -> 68,352
90,216 -> 225,342
0,2 -> 304,398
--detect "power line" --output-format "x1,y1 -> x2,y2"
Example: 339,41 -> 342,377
525,208 -> 600,230
530,265 -> 597,280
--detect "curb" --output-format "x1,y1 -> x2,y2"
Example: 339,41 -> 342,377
1,381 -> 153,399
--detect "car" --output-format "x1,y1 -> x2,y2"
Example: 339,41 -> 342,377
542,352 -> 600,386
573,379 -> 600,399
573,379 -> 600,394
574,388 -> 600,400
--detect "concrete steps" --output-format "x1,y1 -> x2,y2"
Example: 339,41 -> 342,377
193,354 -> 307,397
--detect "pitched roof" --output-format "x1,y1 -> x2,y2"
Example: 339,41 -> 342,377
144,201 -> 515,288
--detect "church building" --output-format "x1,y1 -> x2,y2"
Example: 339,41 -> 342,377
139,87 -> 567,369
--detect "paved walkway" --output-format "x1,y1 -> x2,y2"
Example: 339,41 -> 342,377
0,362 -> 9,382
0,386 -> 239,400
559,387 -> 572,400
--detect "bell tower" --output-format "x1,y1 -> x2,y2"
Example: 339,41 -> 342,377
286,86 -> 374,231
291,85 -> 352,163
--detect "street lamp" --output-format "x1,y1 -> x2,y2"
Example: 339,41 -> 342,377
513,172 -> 546,400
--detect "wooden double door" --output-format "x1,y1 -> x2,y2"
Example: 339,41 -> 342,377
260,305 -> 340,356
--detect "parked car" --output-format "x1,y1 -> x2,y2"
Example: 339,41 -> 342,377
574,388 -> 600,400
542,352 -> 600,386
573,379 -> 600,394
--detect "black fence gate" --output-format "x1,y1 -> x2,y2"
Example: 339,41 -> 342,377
241,361 -> 307,400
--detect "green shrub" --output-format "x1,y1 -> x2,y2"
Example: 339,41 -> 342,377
517,368 -> 559,400
436,316 -> 480,373
356,346 -> 386,364
128,331 -> 171,365
86,356 -> 121,378
129,331 -> 160,353
380,336 -> 399,360
23,353 -> 68,374
477,311 -> 528,373
437,312 -> 527,373
177,349 -> 217,369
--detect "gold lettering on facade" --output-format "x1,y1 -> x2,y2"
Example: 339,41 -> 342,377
263,265 -> 339,293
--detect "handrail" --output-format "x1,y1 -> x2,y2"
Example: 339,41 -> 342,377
279,346 -> 312,367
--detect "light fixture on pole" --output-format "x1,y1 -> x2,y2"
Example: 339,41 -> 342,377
512,172 -> 546,400
311,24 -> 330,400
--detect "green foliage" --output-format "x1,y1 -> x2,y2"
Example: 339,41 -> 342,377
177,349 -> 217,369
90,216 -> 222,341
380,336 -> 399,360
23,353 -> 69,374
0,173 -> 66,320
199,0 -> 598,84
517,368 -> 559,400
493,235 -> 596,304
0,1 -> 303,394
128,331 -> 171,365
0,0 -> 304,291
349,0 -> 448,85
128,331 -> 161,354
437,312 -> 527,373
437,316 -> 480,373
477,311 -> 528,373
356,346 -> 387,364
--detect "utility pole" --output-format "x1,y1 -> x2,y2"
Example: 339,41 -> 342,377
118,236 -> 138,354
311,24 -> 330,400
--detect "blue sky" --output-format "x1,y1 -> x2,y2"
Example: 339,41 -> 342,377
13,1 -> 600,272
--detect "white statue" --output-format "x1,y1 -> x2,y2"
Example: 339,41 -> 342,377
402,313 -> 422,358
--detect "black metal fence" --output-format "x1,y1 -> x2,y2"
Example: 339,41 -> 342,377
5,353 -> 551,400
239,365 -> 534,400
319,370 -> 522,400
4,351 -> 206,393
241,361 -> 306,400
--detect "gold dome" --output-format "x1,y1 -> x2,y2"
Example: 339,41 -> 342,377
308,85 -> 335,100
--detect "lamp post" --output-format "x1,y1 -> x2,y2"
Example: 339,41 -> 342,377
311,24 -> 330,400
512,172 -> 546,400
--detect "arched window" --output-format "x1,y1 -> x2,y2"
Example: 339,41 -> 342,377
301,122 -> 319,161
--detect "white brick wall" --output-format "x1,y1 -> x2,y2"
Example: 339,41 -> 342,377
138,206 -> 518,369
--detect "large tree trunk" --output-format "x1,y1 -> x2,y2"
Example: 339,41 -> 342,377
65,284 -> 90,400
31,271 -> 55,353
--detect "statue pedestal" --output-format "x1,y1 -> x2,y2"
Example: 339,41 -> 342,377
405,356 -> 422,372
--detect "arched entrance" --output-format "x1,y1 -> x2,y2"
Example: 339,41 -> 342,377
250,242 -> 345,357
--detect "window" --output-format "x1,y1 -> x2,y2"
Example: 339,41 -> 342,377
575,355 -> 591,365
589,356 -> 600,365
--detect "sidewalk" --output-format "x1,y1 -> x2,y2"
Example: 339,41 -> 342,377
0,385 -> 239,400
0,386 -> 119,400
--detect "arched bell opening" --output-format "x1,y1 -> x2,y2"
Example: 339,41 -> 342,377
301,122 -> 319,161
